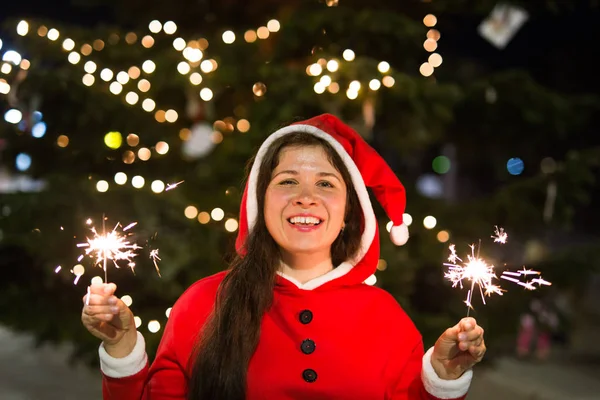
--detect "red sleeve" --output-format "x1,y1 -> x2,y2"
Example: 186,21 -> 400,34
386,338 -> 468,400
101,301 -> 190,399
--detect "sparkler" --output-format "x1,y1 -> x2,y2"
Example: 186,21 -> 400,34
444,227 -> 551,316
165,180 -> 184,191
75,215 -> 161,292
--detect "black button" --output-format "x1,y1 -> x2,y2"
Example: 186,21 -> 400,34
299,310 -> 313,324
302,368 -> 317,383
301,339 -> 316,354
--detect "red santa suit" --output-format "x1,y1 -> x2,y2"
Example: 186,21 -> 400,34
99,114 -> 473,399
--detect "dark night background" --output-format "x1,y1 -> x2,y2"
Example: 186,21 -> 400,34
0,1 -> 599,399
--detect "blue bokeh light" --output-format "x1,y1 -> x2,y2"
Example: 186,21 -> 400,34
32,121 -> 47,138
416,174 -> 444,199
507,157 -> 525,175
16,153 -> 32,171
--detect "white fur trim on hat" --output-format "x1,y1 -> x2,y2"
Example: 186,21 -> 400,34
247,124 -> 377,281
390,224 -> 409,246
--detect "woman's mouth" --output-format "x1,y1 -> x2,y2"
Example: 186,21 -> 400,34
287,216 -> 323,226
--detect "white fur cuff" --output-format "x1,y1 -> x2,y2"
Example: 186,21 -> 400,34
421,347 -> 472,399
99,331 -> 148,378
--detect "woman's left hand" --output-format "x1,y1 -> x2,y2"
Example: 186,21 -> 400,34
430,317 -> 486,380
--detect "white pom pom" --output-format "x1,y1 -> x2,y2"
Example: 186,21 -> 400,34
390,224 -> 409,246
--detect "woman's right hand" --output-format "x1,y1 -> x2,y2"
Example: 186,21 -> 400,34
82,283 -> 138,358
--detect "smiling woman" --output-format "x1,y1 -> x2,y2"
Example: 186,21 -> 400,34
83,114 -> 487,400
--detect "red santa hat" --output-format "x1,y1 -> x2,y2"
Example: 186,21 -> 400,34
236,113 -> 409,260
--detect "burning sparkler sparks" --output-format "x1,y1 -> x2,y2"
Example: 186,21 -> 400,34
165,180 -> 184,191
75,215 -> 161,285
492,226 -> 507,244
444,227 -> 551,315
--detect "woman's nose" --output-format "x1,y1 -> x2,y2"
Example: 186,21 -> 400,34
293,186 -> 318,206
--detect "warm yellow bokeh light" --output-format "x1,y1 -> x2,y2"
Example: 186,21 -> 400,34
155,110 -> 166,122
100,68 -> 114,81
225,218 -> 239,232
138,147 -> 151,161
141,35 -> 155,48
142,98 -> 156,112
68,52 -> 81,64
116,71 -> 130,84
200,88 -> 213,101
104,131 -> 122,149
128,66 -> 141,79
138,79 -> 151,92
109,81 -> 123,95
267,19 -> 281,32
173,37 -> 186,51
244,30 -> 257,43
96,180 -> 109,192
423,14 -> 437,27
382,76 -> 395,87
256,26 -> 270,39
419,62 -> 434,77
82,73 -> 95,86
57,135 -> 69,147
62,38 -> 75,51
369,79 -> 381,90
148,320 -> 161,333
189,72 -> 203,85
378,61 -> 390,73
423,216 -> 437,229
151,180 -> 165,193
185,206 -> 199,219
16,21 -> 29,36
342,49 -> 355,61
142,60 -> 156,74
155,141 -> 169,154
198,211 -> 210,224
84,61 -> 97,73
131,175 -> 145,188
437,230 -> 450,243
237,119 -> 250,132
326,59 -> 339,72
211,208 -> 225,221
165,109 -> 178,123
126,134 -> 139,147
125,92 -> 139,105
222,30 -> 235,44
428,53 -> 443,68
424,38 -> 438,52
177,61 -> 191,74
114,172 -> 127,185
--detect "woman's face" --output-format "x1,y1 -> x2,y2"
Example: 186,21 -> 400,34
264,145 -> 348,261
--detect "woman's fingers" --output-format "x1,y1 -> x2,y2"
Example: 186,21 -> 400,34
83,304 -> 120,316
82,293 -> 118,306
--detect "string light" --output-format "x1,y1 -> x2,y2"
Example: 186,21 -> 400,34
62,38 -> 75,51
198,212 -> 210,224
189,72 -> 202,85
185,206 -> 199,219
267,20 -> 281,32
211,208 -> 225,221
116,71 -> 130,84
377,61 -> 390,73
100,68 -> 114,81
47,28 -> 60,41
82,74 -> 95,86
244,30 -> 257,43
142,60 -> 156,74
16,20 -> 29,36
84,61 -> 97,73
222,31 -> 235,44
342,49 -> 355,61
148,20 -> 162,34
142,98 -> 156,112
109,81 -> 123,95
200,88 -> 213,101
163,21 -> 177,35
151,180 -> 165,193
177,61 -> 191,74
256,27 -> 270,39
131,175 -> 145,188
67,52 -> 81,64
173,37 -> 186,51
125,92 -> 139,105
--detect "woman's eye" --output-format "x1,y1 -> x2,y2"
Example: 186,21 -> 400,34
318,181 -> 334,188
279,179 -> 296,185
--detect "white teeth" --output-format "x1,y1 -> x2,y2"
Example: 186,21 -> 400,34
289,216 -> 321,225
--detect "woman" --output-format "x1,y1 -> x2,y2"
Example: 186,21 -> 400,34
82,114 -> 486,399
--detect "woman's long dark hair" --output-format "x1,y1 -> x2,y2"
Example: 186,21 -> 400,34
187,132 -> 363,400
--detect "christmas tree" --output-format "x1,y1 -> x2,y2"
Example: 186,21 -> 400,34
0,0 -> 599,364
